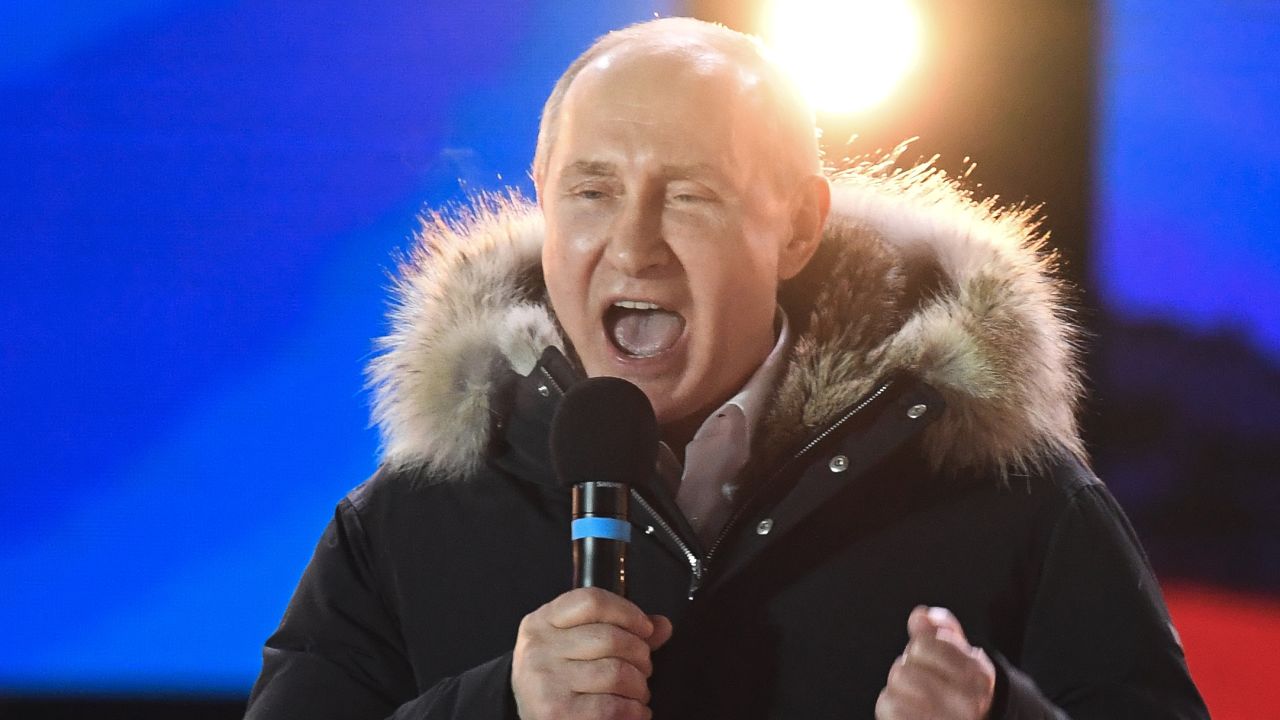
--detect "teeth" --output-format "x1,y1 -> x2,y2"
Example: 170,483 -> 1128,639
613,300 -> 663,310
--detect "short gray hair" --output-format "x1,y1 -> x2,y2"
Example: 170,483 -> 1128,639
532,17 -> 821,190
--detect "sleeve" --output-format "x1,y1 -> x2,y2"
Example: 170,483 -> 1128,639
244,498 -> 519,720
991,482 -> 1209,719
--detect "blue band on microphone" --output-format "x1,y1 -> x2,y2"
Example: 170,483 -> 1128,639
571,517 -> 632,543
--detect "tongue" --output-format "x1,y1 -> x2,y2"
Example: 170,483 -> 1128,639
611,309 -> 684,357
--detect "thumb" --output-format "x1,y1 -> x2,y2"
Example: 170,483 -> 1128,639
645,614 -> 674,650
907,605 -> 967,641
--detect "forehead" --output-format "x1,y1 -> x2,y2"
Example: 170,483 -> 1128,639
553,45 -> 767,168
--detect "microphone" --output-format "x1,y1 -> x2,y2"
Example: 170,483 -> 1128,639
549,377 -> 659,596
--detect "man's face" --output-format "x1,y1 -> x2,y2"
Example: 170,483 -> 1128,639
539,49 -> 797,428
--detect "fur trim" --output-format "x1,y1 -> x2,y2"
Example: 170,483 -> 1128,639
368,160 -> 1086,480
367,194 -> 563,477
764,156 -> 1086,478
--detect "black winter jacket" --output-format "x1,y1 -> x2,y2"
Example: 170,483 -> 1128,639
247,166 -> 1208,718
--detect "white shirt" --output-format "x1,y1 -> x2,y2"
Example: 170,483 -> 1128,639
657,309 -> 793,547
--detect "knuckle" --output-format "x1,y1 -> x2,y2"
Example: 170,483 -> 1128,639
621,636 -> 653,670
518,684 -> 559,720
613,698 -> 648,720
581,693 -> 643,720
597,656 -> 629,686
874,689 -> 896,719
517,612 -> 536,637
580,586 -> 609,609
520,607 -> 552,638
600,623 -> 633,650
545,697 -> 574,719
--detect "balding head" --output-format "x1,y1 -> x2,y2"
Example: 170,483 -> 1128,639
532,17 -> 821,192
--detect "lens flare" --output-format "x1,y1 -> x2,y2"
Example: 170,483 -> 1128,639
762,0 -> 923,116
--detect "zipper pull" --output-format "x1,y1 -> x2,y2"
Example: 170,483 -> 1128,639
687,557 -> 703,600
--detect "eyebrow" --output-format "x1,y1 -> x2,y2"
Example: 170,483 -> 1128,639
660,162 -> 726,182
563,160 -> 616,177
561,160 -> 726,182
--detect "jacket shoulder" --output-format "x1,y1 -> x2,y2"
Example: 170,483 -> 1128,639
1035,452 -> 1101,501
342,461 -> 495,519
346,463 -> 437,507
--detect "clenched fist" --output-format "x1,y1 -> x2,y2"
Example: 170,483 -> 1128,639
512,587 -> 673,720
876,606 -> 996,720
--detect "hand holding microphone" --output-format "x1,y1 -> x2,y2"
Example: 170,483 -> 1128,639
512,378 -> 672,720
512,589 -> 672,720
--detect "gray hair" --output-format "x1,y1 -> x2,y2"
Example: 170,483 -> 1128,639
532,17 -> 821,190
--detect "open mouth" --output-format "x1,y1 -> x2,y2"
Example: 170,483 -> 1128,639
603,300 -> 686,359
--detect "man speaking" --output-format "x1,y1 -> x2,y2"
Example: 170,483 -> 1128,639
246,17 -> 1207,719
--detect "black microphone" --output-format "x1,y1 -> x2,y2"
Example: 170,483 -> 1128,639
549,376 -> 659,596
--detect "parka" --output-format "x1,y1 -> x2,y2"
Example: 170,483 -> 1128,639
246,159 -> 1208,719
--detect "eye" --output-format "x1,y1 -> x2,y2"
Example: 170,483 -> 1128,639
667,182 -> 719,205
567,181 -> 616,200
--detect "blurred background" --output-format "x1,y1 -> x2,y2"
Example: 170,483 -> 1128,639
2,1 -> 1277,717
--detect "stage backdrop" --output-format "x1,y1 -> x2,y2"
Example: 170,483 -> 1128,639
2,0 -> 1278,710
0,0 -> 672,694
1092,3 -> 1280,713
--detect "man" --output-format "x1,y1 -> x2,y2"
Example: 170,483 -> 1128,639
247,17 -> 1207,719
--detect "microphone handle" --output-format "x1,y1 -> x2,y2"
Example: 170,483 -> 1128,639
572,481 -> 630,596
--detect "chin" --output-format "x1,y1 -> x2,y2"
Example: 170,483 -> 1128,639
594,368 -> 683,423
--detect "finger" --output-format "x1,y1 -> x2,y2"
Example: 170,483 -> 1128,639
875,687 -> 910,720
645,615 -> 673,651
567,656 -> 651,702
949,639 -> 996,700
548,588 -> 654,638
907,605 -> 966,641
875,686 -> 944,720
927,606 -> 967,638
905,631 -> 979,679
887,652 -> 947,704
936,627 -> 996,675
572,692 -> 652,720
912,627 -> 996,699
898,637 -> 996,715
906,605 -> 931,640
562,623 -> 655,676
887,658 -> 973,719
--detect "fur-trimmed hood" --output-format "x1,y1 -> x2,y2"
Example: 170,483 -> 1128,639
367,157 -> 1087,482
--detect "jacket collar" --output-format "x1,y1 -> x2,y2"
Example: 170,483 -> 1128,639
367,155 -> 1087,483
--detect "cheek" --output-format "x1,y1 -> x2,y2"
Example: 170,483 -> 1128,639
543,251 -> 585,326
684,253 -> 779,347
682,223 -> 780,293
542,226 -> 603,347
546,206 -> 609,271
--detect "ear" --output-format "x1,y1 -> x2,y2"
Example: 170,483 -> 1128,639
777,174 -> 830,281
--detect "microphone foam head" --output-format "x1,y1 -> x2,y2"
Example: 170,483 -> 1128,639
549,376 -> 659,488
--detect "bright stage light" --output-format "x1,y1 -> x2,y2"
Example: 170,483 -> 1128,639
762,0 -> 923,116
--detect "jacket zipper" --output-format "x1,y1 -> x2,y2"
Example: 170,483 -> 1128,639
538,365 -> 565,395
691,379 -> 895,598
629,489 -> 703,599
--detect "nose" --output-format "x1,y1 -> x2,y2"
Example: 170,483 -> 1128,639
605,194 -> 672,276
